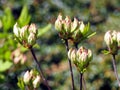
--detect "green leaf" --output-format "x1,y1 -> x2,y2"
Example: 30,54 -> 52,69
0,60 -> 13,72
101,50 -> 110,55
2,7 -> 14,31
37,24 -> 52,37
18,5 -> 31,27
87,32 -> 96,38
17,77 -> 25,90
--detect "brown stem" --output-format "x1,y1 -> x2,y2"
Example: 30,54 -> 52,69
64,39 -> 75,90
80,73 -> 83,90
30,48 -> 51,90
111,54 -> 120,87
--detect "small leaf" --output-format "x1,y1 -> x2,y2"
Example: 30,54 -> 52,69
37,24 -> 52,37
18,5 -> 31,27
87,32 -> 96,38
102,50 -> 110,55
0,60 -> 13,72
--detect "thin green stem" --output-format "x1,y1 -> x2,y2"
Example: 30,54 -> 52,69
30,48 -> 51,90
65,39 -> 75,90
80,73 -> 83,90
111,54 -> 120,87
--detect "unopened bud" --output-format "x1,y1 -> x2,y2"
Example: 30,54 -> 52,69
13,23 -> 20,37
79,21 -> 85,34
64,16 -> 71,32
23,71 -> 32,84
33,76 -> 41,88
71,18 -> 79,32
29,24 -> 37,34
28,33 -> 36,45
68,48 -> 77,62
117,32 -> 120,46
20,25 -> 28,38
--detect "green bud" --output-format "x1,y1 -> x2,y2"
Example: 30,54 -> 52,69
32,75 -> 41,88
23,71 -> 32,84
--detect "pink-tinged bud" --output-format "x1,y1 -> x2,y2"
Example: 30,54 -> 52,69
23,71 -> 32,84
76,46 -> 92,73
29,23 -> 37,34
117,32 -> 120,46
71,18 -> 79,32
13,23 -> 20,37
104,31 -> 113,46
20,25 -> 28,38
55,14 -> 63,31
32,76 -> 41,88
28,33 -> 36,45
64,16 -> 71,32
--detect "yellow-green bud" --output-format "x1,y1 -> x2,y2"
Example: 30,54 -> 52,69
68,48 -> 77,62
32,75 -> 41,88
28,33 -> 36,45
79,21 -> 85,33
117,32 -> 120,46
71,18 -> 79,32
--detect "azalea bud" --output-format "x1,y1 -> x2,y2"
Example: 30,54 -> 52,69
76,46 -> 92,73
23,71 -> 32,84
117,32 -> 120,46
28,33 -> 36,46
29,23 -> 37,34
55,14 -> 63,32
68,48 -> 77,62
13,23 -> 20,37
33,76 -> 41,88
79,21 -> 85,33
64,16 -> 71,32
104,31 -> 113,46
20,25 -> 28,38
71,18 -> 79,32
104,30 -> 118,54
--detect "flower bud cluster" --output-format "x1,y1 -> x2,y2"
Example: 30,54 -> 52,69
104,30 -> 120,55
68,46 -> 92,73
23,70 -> 41,88
13,23 -> 37,48
55,14 -> 90,43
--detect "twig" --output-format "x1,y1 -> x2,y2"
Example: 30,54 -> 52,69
111,54 -> 120,87
80,73 -> 83,90
64,39 -> 75,90
30,48 -> 51,90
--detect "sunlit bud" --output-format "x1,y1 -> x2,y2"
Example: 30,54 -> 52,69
68,48 -> 77,62
55,14 -> 63,31
20,25 -> 28,38
71,18 -> 79,32
79,21 -> 85,34
112,31 -> 117,41
23,71 -> 32,84
104,31 -> 113,46
28,33 -> 36,45
64,16 -> 71,32
33,76 -> 41,88
29,23 -> 37,34
117,32 -> 120,46
76,46 -> 92,73
13,23 -> 20,37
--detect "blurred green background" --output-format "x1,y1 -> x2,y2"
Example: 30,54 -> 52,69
0,0 -> 120,90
